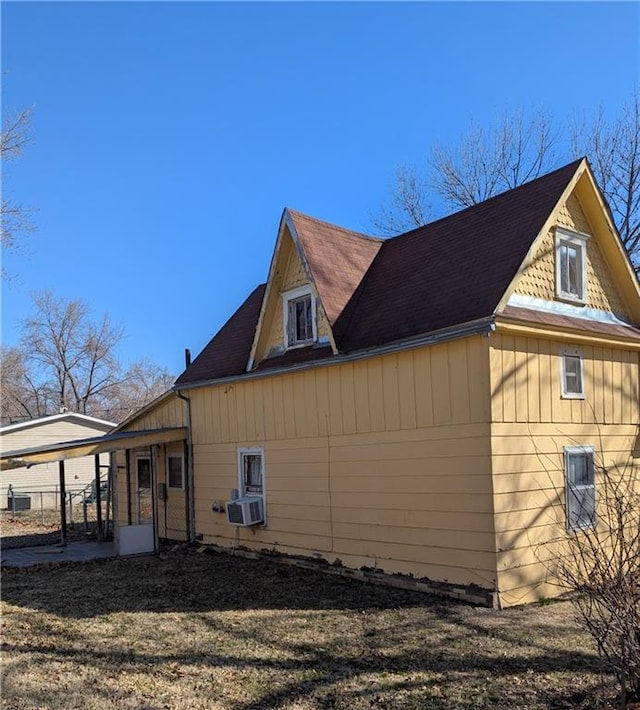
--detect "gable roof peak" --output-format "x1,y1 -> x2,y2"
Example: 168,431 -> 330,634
284,208 -> 383,245
283,207 -> 384,326
391,157 -> 586,243
334,157 -> 585,351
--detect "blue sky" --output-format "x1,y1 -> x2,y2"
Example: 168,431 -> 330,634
2,1 -> 638,376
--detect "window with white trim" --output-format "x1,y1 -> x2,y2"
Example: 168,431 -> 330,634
560,348 -> 584,399
283,285 -> 316,349
237,447 -> 264,497
555,228 -> 588,303
167,454 -> 184,489
565,446 -> 596,531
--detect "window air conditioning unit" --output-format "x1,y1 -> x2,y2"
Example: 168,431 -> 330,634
226,496 -> 264,526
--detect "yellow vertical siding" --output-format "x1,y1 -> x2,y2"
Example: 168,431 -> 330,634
489,332 -> 640,605
188,335 -> 497,590
490,333 -> 639,427
115,395 -> 187,530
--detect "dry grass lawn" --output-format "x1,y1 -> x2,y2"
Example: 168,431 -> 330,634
0,548 -> 612,710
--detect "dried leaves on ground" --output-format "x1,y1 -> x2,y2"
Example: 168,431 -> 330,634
0,548 -> 614,710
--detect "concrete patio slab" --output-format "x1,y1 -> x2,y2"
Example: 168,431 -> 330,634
1,540 -> 116,568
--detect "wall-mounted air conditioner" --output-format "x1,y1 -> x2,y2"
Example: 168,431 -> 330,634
226,496 -> 264,526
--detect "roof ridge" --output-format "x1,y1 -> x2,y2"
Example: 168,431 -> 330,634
389,157 -> 585,242
286,208 -> 384,244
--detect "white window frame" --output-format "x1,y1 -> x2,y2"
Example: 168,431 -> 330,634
564,445 -> 596,531
560,347 -> 585,399
237,446 -> 266,499
166,452 -> 185,490
555,227 -> 589,304
282,284 -> 317,349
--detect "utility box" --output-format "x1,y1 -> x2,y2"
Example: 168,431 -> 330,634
8,493 -> 31,511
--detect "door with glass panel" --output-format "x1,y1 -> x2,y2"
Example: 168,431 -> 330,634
136,456 -> 153,524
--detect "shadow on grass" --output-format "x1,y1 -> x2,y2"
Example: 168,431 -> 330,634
1,624 -> 602,710
1,549 -> 606,710
0,548 -> 442,617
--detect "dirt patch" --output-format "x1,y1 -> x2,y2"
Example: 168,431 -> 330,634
0,547 -> 616,709
1,506 -> 109,549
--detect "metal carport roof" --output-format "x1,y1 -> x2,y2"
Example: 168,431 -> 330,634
0,427 -> 188,470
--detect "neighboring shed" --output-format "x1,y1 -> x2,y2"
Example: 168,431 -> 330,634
0,413 -> 115,509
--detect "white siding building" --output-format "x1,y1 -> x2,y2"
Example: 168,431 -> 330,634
1,413 -> 115,509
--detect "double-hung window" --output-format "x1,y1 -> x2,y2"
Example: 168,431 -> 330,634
564,446 -> 596,531
560,348 -> 584,399
555,228 -> 588,303
238,448 -> 264,497
283,285 -> 316,348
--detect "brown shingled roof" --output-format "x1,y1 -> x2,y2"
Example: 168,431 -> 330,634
175,284 -> 266,386
287,210 -> 382,325
176,159 -> 595,387
499,306 -> 640,342
333,159 -> 583,351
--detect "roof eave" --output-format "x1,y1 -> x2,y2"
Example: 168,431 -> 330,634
174,315 -> 496,392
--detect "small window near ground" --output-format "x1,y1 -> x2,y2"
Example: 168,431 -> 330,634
555,228 -> 588,303
238,448 -> 264,497
561,349 -> 584,399
565,446 -> 596,531
167,454 -> 184,489
283,285 -> 316,349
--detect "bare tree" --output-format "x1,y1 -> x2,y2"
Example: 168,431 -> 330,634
431,109 -> 560,210
371,109 -> 559,233
541,456 -> 640,708
102,358 -> 174,422
1,292 -> 174,424
0,345 -> 49,423
571,92 -> 640,270
371,96 -> 640,271
21,291 -> 124,416
1,108 -> 35,264
369,165 -> 432,237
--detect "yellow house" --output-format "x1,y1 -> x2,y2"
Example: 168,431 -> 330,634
115,158 -> 640,607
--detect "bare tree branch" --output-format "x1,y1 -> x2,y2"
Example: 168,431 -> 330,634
1,291 -> 174,424
369,164 -> 431,237
373,95 -> 639,273
572,92 -> 640,270
1,107 -> 36,274
430,110 -> 560,210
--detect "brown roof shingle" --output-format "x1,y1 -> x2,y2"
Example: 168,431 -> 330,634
288,210 -> 382,325
175,284 -> 266,386
499,306 -> 640,342
176,159 -> 602,386
333,159 -> 582,351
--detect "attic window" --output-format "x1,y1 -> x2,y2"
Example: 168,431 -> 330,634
283,285 -> 316,348
555,228 -> 588,304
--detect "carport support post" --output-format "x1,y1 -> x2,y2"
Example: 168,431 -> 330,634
59,460 -> 67,545
95,454 -> 103,541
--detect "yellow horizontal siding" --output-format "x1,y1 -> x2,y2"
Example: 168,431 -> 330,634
491,417 -> 639,605
188,337 -> 496,591
489,299 -> 639,606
